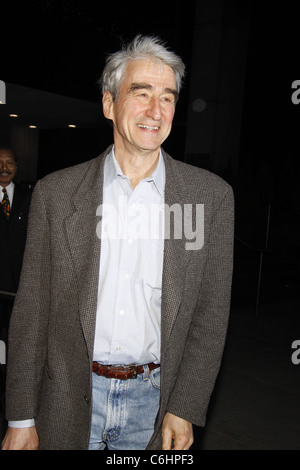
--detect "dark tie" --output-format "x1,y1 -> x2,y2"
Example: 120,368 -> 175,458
2,187 -> 10,219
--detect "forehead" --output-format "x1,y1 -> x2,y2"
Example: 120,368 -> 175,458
122,59 -> 177,90
0,149 -> 16,162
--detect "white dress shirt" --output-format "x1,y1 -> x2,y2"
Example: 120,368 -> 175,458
93,147 -> 165,365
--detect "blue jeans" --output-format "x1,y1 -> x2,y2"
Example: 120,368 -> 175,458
88,365 -> 160,450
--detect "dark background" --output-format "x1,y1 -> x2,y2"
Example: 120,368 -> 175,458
2,1 -> 300,188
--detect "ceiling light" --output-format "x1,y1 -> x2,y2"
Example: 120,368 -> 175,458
68,124 -> 76,128
9,114 -> 19,118
29,125 -> 37,129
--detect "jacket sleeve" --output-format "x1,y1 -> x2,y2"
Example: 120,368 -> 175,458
166,186 -> 234,427
5,180 -> 51,421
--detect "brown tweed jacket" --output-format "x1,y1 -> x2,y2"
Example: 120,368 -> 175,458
5,146 -> 234,450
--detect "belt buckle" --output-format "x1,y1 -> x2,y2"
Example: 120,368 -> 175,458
124,364 -> 138,379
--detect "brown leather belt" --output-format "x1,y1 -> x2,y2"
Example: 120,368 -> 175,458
92,362 -> 160,380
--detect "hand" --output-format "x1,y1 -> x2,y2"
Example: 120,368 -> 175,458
161,412 -> 194,450
2,426 -> 39,450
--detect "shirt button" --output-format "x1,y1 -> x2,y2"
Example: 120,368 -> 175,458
116,346 -> 121,351
120,310 -> 125,316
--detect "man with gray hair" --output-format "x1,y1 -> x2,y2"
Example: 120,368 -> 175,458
2,35 -> 234,450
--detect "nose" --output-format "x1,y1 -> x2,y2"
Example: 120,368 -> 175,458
146,97 -> 162,121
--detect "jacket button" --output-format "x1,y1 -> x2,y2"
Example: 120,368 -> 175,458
84,395 -> 90,404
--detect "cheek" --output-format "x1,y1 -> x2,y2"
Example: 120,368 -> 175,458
114,103 -> 135,127
165,106 -> 175,120
163,110 -> 175,130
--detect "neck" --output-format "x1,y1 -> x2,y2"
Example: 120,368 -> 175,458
114,146 -> 160,189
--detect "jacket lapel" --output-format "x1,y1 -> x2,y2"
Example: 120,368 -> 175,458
10,184 -> 22,217
9,184 -> 28,218
161,150 -> 192,348
64,148 -> 110,360
0,203 -> 5,219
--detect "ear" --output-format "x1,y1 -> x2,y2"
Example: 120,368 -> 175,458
102,91 -> 114,120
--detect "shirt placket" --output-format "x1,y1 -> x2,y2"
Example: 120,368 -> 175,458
109,178 -> 143,363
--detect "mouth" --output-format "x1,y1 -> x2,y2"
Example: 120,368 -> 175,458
137,125 -> 160,131
0,172 -> 12,177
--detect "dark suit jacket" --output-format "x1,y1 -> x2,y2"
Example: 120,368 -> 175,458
5,147 -> 234,449
0,183 -> 32,293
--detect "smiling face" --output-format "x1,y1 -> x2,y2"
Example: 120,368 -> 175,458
0,149 -> 17,188
103,59 -> 177,158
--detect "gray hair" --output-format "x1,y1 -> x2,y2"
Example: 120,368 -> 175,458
99,35 -> 186,101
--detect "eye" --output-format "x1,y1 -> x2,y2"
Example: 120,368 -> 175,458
161,95 -> 175,104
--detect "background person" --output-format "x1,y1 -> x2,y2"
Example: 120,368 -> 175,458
0,145 -> 32,297
0,145 -> 32,441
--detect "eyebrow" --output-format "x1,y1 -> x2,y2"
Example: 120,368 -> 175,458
129,82 -> 179,102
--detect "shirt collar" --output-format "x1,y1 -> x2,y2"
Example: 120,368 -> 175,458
1,181 -> 14,200
104,146 -> 165,197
